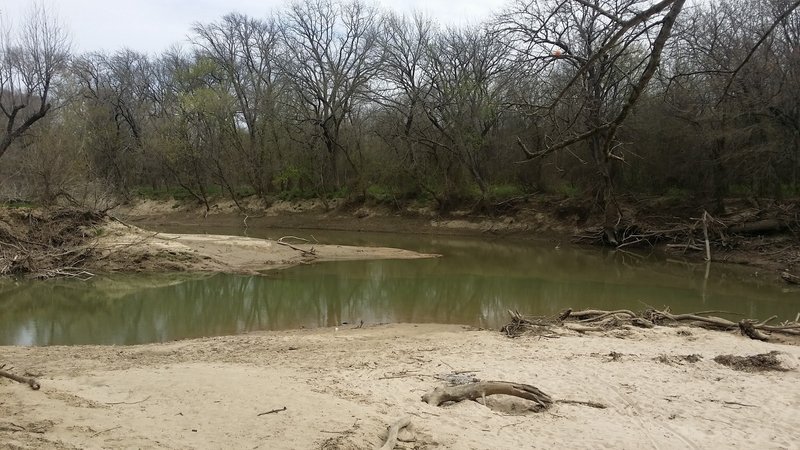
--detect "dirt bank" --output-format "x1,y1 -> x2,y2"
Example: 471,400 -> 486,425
1,324 -> 798,449
114,197 -> 800,279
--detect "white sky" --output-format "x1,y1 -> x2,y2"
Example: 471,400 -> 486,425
0,0 -> 507,55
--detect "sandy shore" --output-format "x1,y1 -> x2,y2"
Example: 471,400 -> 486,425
91,221 -> 438,274
2,324 -> 799,449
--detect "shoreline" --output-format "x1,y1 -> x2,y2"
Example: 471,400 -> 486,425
89,220 -> 440,275
2,323 -> 799,449
113,198 -> 800,279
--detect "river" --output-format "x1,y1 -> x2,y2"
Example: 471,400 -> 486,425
1,225 -> 796,345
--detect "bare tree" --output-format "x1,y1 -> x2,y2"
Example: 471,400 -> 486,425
71,49 -> 154,198
278,0 -> 383,190
192,13 -> 283,201
0,3 -> 70,159
498,0 -> 685,240
420,26 -> 509,200
373,13 -> 445,204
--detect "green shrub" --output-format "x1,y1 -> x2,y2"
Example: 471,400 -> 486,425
554,183 -> 580,198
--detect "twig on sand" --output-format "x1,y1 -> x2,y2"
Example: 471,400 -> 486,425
105,395 -> 151,405
257,407 -> 287,416
91,426 -> 121,438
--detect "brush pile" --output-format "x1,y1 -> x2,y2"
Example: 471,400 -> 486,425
0,208 -> 105,279
502,308 -> 800,342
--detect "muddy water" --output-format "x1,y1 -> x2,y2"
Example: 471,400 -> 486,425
1,225 -> 797,345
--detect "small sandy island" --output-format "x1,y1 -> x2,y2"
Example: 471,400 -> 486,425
92,221 -> 439,274
2,324 -> 799,449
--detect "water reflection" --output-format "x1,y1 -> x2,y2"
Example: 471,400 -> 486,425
0,230 -> 797,346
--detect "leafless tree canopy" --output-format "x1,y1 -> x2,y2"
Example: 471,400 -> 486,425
0,3 -> 70,158
0,0 -> 798,219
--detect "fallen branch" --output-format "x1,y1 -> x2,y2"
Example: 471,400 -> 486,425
422,381 -> 553,411
105,395 -> 151,405
570,309 -> 637,319
91,426 -> 121,438
556,399 -> 607,409
0,366 -> 40,390
782,272 -> 800,285
504,308 -> 800,340
646,310 -> 737,329
575,309 -> 637,322
728,219 -> 786,235
257,406 -> 286,416
563,323 -> 606,333
738,320 -> 769,342
276,237 -> 316,257
379,417 -> 412,450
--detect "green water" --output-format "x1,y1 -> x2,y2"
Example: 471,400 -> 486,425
0,226 -> 797,346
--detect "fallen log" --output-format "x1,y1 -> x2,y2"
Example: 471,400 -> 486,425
646,310 -> 737,329
781,272 -> 800,285
738,320 -> 769,342
563,323 -> 606,333
276,236 -> 316,257
0,366 -> 40,390
569,309 -> 636,319
631,317 -> 655,328
728,219 -> 785,235
422,381 -> 552,411
504,309 -> 800,340
573,309 -> 637,322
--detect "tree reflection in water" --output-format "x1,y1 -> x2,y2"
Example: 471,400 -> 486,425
0,233 -> 794,345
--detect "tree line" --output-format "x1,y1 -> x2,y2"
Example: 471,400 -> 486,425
1,0 -> 799,225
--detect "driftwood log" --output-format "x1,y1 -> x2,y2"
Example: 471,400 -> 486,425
728,219 -> 785,235
738,320 -> 770,341
782,272 -> 800,285
504,308 -> 800,341
0,366 -> 40,390
422,381 -> 553,411
379,417 -> 412,450
276,236 -> 316,257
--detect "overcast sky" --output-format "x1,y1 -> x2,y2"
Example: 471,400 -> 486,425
1,0 -> 507,55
